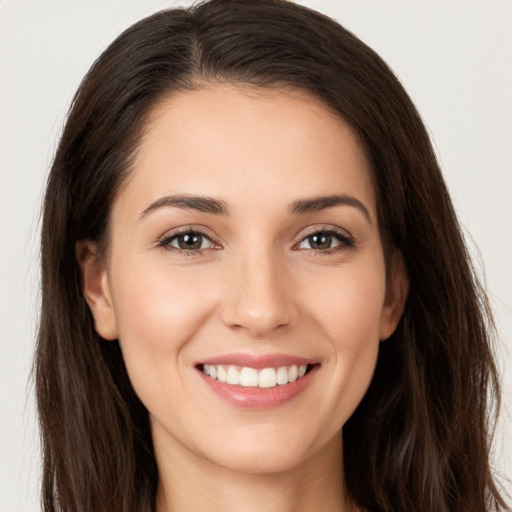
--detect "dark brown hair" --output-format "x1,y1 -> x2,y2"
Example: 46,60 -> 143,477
36,1 -> 509,510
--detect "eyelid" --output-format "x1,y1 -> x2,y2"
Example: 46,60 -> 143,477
295,224 -> 353,243
155,224 -> 355,256
293,225 -> 355,252
157,225 -> 222,253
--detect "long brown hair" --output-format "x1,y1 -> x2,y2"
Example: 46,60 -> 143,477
35,1 -> 509,510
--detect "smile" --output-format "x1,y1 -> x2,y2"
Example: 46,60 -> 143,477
196,355 -> 319,409
202,364 -> 309,388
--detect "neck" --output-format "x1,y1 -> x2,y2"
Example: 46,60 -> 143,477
154,429 -> 356,512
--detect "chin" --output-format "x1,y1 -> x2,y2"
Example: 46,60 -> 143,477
207,447 -> 310,475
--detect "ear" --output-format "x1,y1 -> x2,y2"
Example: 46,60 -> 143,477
76,241 -> 118,340
379,251 -> 409,341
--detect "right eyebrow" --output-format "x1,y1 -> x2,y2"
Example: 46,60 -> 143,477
139,194 -> 229,219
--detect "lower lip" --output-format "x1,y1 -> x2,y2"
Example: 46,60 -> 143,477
198,365 -> 318,409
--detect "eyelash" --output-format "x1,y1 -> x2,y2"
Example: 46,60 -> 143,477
157,227 -> 220,257
157,226 -> 355,257
294,227 -> 355,255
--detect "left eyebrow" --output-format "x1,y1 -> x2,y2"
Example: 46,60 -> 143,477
289,194 -> 372,224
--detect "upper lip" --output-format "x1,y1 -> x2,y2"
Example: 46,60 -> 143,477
196,353 -> 318,369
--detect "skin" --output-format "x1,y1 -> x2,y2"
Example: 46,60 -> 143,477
79,85 -> 408,512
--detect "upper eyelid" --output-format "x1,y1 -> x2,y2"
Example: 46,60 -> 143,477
295,224 -> 353,241
294,228 -> 354,250
159,225 -> 218,242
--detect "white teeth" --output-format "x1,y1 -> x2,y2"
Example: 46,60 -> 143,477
259,368 -> 277,388
217,366 -> 227,383
227,366 -> 240,385
202,363 -> 310,388
240,367 -> 258,387
276,366 -> 288,385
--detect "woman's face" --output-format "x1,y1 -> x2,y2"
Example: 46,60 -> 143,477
81,86 -> 406,474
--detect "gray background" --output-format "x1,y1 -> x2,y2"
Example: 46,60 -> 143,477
1,1 -> 510,510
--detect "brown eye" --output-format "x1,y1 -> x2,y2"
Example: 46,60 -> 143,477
160,231 -> 216,252
308,233 -> 333,250
176,233 -> 203,250
297,229 -> 353,252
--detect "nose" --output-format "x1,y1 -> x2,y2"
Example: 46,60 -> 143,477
220,248 -> 299,338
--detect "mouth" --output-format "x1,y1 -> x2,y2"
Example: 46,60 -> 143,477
195,354 -> 319,409
198,363 -> 314,389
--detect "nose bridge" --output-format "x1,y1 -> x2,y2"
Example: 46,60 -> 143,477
221,241 -> 298,337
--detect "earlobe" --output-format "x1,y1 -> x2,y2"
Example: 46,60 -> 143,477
76,241 -> 118,340
379,252 -> 409,341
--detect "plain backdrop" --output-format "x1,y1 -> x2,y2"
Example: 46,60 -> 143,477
1,1 -> 510,510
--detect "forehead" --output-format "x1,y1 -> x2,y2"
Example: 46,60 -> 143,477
116,85 -> 376,221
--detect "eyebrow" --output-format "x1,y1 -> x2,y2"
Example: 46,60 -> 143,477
289,194 -> 372,223
140,193 -> 371,223
140,194 -> 229,218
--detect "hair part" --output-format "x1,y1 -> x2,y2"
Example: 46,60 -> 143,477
36,1 -> 509,511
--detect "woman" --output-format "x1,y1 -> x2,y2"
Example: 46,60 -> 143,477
35,0 -> 509,510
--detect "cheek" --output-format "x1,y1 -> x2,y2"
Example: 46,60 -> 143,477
304,259 -> 386,420
309,260 -> 387,347
112,250 -> 216,327
108,257 -> 217,385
